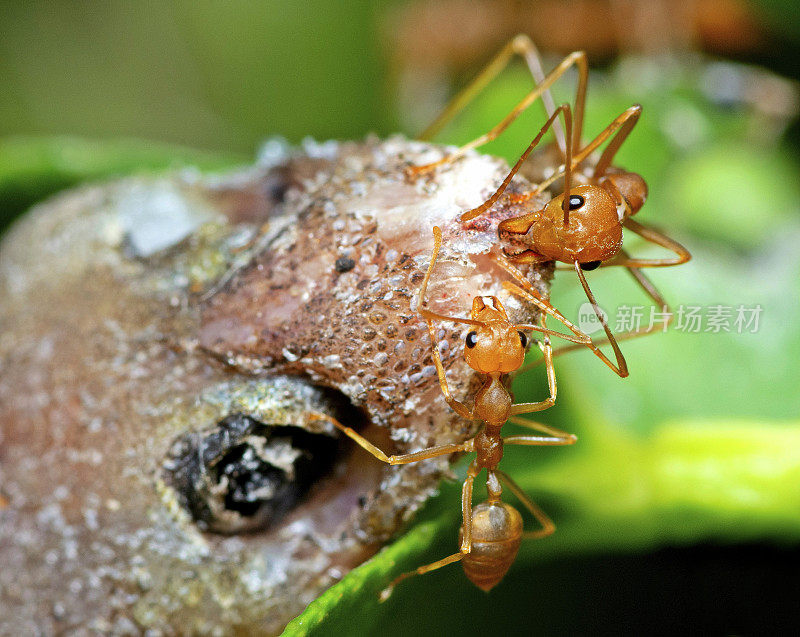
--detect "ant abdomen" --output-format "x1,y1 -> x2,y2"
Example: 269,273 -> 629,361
600,170 -> 648,218
459,501 -> 523,591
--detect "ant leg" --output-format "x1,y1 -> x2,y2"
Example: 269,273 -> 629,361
417,225 -> 481,327
573,260 -> 629,377
423,319 -> 476,421
307,414 -> 470,466
520,256 -> 676,367
509,315 -> 557,414
419,34 -> 571,154
602,218 -> 691,268
503,280 -> 588,342
504,432 -> 576,446
536,104 -> 642,193
411,50 -> 588,174
568,265 -> 672,347
459,462 -> 480,552
494,253 -> 592,344
380,463 -> 480,602
460,104 -> 573,222
591,104 -> 642,178
625,262 -> 669,309
379,552 -> 464,602
502,260 -> 629,377
505,415 -> 577,444
416,226 -> 478,419
495,470 -> 555,539
514,319 -> 591,344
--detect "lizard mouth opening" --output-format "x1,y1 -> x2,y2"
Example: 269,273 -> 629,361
161,391 -> 386,537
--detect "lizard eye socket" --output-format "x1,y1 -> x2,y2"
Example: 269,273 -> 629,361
162,414 -> 339,534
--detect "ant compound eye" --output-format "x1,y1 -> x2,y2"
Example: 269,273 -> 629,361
568,194 -> 585,210
517,331 -> 527,347
465,331 -> 479,348
580,260 -> 602,271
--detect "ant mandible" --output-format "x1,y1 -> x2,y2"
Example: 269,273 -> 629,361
411,34 -> 691,377
378,225 -> 578,599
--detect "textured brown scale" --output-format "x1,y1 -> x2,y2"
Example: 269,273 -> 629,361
200,164 -> 546,436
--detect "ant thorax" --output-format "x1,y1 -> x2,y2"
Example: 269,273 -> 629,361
473,375 -> 513,427
598,170 -> 649,219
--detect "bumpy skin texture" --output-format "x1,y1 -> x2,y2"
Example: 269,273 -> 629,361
0,137 -> 551,634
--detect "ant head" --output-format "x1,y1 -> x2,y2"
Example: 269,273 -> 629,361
463,296 -> 527,374
600,171 -> 648,219
536,184 -> 623,265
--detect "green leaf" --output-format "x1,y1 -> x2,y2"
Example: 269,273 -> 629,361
661,143 -> 800,247
282,515 -> 451,637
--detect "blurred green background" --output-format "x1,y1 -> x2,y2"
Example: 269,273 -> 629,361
2,1 -> 800,635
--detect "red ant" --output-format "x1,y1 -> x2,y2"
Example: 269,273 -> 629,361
309,225 -> 582,596
378,225 -> 578,598
411,35 -> 691,377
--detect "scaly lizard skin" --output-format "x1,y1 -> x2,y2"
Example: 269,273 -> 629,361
0,136 -> 552,635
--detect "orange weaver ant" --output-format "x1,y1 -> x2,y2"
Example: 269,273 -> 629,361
412,35 -> 691,377
376,225 -> 578,598
309,225 -> 581,596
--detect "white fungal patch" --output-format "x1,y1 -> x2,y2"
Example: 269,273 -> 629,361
118,183 -> 216,257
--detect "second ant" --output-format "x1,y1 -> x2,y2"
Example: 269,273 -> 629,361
312,225 -> 579,597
